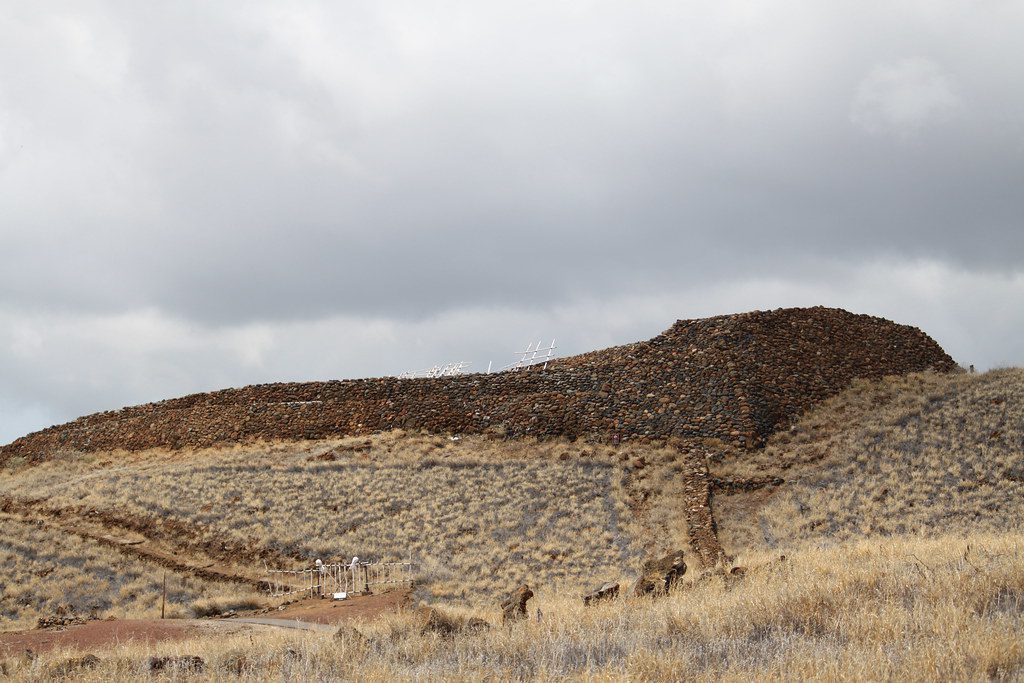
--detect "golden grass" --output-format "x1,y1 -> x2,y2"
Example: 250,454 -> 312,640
714,369 -> 1024,553
0,515 -> 260,630
1,434 -> 680,607
3,367 -> 1023,678
4,531 -> 1022,681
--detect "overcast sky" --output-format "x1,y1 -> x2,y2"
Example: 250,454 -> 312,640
2,1 -> 1023,444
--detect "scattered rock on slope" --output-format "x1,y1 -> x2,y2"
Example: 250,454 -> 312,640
633,550 -> 687,596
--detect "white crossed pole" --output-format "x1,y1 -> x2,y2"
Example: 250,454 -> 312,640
502,339 -> 556,372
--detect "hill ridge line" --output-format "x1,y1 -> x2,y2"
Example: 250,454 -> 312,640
0,306 -> 956,463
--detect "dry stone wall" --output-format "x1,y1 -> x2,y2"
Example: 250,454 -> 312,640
0,307 -> 956,463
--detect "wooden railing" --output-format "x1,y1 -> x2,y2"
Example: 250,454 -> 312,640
265,561 -> 413,599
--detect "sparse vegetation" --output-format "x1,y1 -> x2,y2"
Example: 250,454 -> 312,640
3,532 -> 1023,680
713,369 -> 1024,554
1,434 -> 673,607
0,515 -> 259,630
3,368 -> 1023,679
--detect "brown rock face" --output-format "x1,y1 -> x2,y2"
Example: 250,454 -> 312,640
0,307 -> 956,463
633,550 -> 687,596
500,585 -> 534,624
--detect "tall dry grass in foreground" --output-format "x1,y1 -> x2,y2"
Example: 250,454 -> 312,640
5,532 -> 1023,681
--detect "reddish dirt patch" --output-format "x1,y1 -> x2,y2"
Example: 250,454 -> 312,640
268,590 -> 411,625
0,592 -> 411,656
0,620 -> 204,657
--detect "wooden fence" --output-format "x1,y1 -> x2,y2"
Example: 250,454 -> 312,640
265,561 -> 413,599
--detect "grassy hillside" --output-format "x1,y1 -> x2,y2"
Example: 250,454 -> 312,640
2,435 -> 696,617
713,368 -> 1024,553
0,515 -> 259,630
2,367 -> 1023,679
5,532 -> 1022,680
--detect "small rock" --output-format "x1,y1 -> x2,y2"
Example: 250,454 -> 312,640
334,625 -> 367,645
583,582 -> 620,605
148,655 -> 205,673
46,654 -> 100,678
307,450 -> 337,462
500,584 -> 534,624
464,617 -> 491,632
419,606 -> 463,637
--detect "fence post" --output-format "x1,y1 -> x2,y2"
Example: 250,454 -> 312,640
264,561 -> 418,599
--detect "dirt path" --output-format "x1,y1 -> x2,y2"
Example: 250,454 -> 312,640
233,618 -> 335,632
0,620 -> 257,657
0,592 -> 409,656
0,501 -> 266,590
266,590 -> 411,625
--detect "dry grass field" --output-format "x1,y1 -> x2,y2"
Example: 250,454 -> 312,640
0,515 -> 259,631
2,368 -> 1023,679
714,368 -> 1024,553
2,434 -> 687,611
3,531 -> 1022,681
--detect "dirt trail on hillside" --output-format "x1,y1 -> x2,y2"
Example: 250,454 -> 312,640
622,446 -> 730,568
0,499 -> 267,590
2,440 -> 771,590
674,446 -> 792,566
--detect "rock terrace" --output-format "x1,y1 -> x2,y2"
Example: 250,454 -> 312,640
0,306 -> 956,464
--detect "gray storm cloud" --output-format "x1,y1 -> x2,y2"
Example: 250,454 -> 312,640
1,1 -> 1022,443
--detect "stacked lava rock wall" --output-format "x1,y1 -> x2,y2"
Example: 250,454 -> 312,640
672,308 -> 959,441
0,307 -> 956,463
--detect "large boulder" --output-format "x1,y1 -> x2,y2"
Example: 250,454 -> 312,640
633,550 -> 687,596
500,584 -> 534,624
